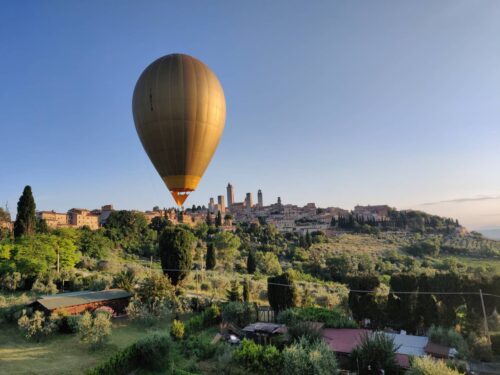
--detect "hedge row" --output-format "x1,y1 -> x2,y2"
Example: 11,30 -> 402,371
87,333 -> 171,375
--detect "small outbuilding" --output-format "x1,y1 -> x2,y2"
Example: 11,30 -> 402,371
322,328 -> 456,370
30,289 -> 132,315
242,322 -> 287,344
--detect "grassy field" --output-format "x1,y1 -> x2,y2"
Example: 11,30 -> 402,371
0,319 -> 166,375
314,233 -> 404,255
439,255 -> 500,274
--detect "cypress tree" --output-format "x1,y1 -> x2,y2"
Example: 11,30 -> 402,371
14,185 -> 36,238
305,230 -> 312,248
215,210 -> 222,227
226,280 -> 241,302
267,271 -> 298,312
299,234 -> 306,248
243,279 -> 250,302
206,242 -> 216,270
205,211 -> 213,226
159,226 -> 196,286
247,251 -> 256,274
330,216 -> 337,227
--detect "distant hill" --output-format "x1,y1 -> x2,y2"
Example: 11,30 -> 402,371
477,228 -> 500,240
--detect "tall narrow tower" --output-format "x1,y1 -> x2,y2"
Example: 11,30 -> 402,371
245,192 -> 253,209
257,189 -> 263,207
226,183 -> 234,209
217,195 -> 226,213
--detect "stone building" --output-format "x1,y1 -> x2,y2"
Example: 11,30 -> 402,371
37,211 -> 69,229
67,209 -> 99,230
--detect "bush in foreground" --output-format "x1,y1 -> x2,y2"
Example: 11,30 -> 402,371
18,311 -> 55,341
350,332 -> 399,375
233,339 -> 282,374
87,333 -> 172,375
427,325 -> 469,358
171,319 -> 185,340
286,321 -> 323,343
282,337 -> 338,375
407,356 -> 461,375
185,304 -> 221,334
221,302 -> 256,328
79,311 -> 111,349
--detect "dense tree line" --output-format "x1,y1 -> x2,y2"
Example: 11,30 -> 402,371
333,209 -> 460,235
346,272 -> 500,334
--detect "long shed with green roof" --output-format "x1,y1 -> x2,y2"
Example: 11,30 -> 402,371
30,289 -> 132,315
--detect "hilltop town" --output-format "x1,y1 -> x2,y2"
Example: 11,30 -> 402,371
1,183 -> 463,241
1,184 -> 500,375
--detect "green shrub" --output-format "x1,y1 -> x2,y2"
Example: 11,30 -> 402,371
185,304 -> 221,334
233,339 -> 282,374
66,315 -> 82,333
79,311 -> 112,349
171,319 -> 185,340
185,315 -> 203,334
407,356 -> 460,375
427,325 -> 469,359
282,337 -> 338,375
287,321 -> 323,343
214,344 -> 246,375
277,307 -> 356,328
0,304 -> 31,324
350,332 -> 400,375
86,274 -> 113,291
87,333 -> 172,375
276,308 -> 299,325
18,311 -> 56,342
126,296 -> 171,326
202,304 -> 221,327
31,278 -> 58,294
221,302 -> 256,327
181,335 -> 218,360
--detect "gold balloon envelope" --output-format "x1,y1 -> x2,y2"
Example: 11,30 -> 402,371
132,54 -> 226,206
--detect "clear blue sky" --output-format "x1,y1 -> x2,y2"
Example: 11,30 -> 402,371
1,1 -> 500,229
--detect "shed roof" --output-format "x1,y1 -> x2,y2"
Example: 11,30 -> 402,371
242,322 -> 286,334
322,328 -> 371,354
386,332 -> 429,356
33,289 -> 131,311
321,329 -> 428,369
424,342 -> 451,358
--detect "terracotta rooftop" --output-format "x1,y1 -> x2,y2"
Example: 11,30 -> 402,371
322,328 -> 371,354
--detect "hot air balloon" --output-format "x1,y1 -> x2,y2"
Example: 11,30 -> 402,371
132,54 -> 226,206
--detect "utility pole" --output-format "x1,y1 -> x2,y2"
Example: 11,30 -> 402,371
195,269 -> 199,294
479,289 -> 491,344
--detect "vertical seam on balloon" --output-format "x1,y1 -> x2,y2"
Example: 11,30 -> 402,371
161,56 -> 175,178
180,54 -> 186,177
188,56 -> 197,177
157,56 -> 170,179
196,64 -> 206,178
168,55 -> 177,176
201,63 -> 211,177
